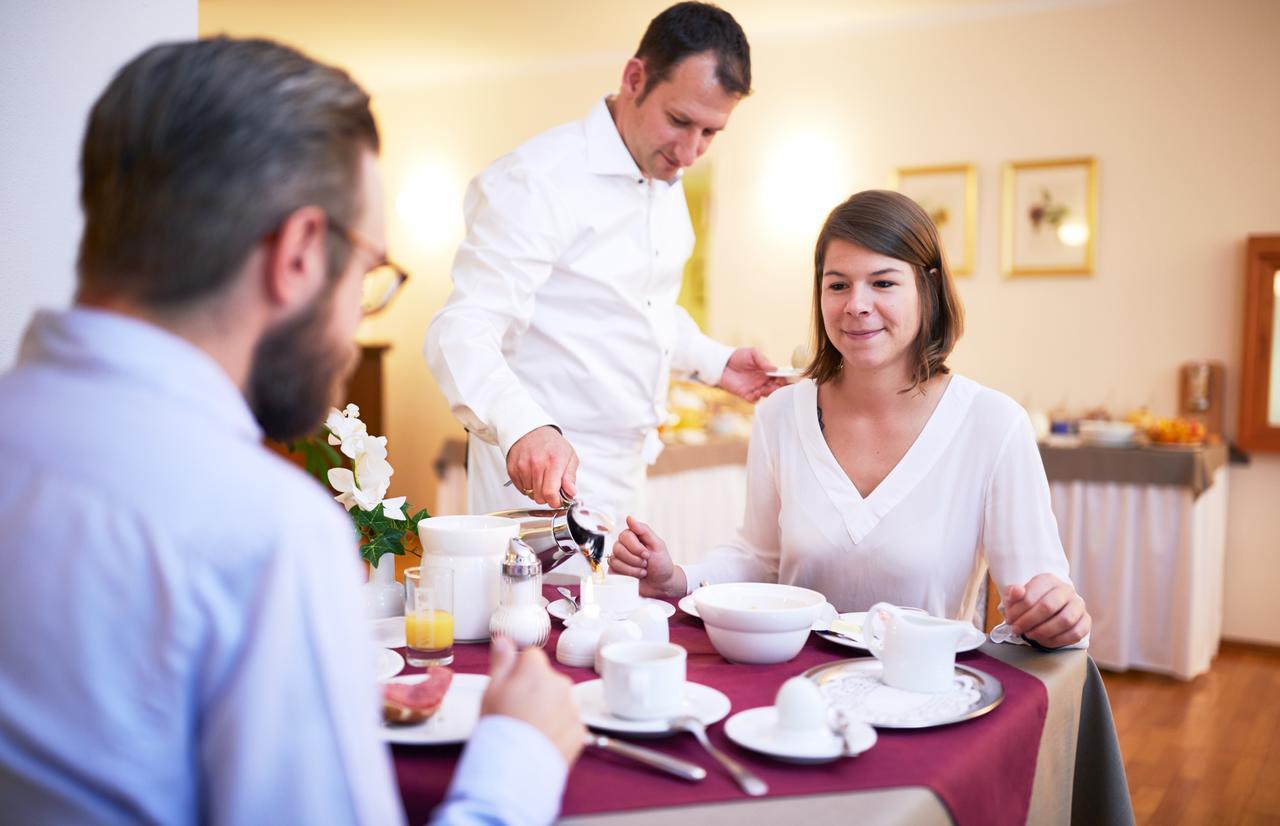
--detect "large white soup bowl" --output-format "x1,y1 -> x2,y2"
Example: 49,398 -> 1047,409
693,583 -> 826,664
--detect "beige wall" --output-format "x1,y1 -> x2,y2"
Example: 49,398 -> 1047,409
214,0 -> 1280,643
1,0 -> 198,366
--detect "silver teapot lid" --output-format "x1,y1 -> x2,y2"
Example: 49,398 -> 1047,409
502,537 -> 542,578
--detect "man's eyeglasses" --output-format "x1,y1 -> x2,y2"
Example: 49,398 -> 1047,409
328,220 -> 409,316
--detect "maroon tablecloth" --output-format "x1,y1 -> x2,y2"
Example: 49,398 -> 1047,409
392,591 -> 1048,825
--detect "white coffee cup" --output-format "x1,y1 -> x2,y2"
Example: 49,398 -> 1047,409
865,602 -> 970,693
600,641 -> 686,720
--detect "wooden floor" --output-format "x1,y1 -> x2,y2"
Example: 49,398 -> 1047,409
1101,643 -> 1280,825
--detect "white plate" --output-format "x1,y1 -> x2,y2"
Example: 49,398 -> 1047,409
547,597 -> 675,623
379,673 -> 490,745
375,648 -> 405,681
724,706 -> 876,763
679,595 -> 838,629
572,679 -> 731,736
371,599 -> 549,645
802,658 -> 1003,729
813,611 -> 986,653
765,367 -> 805,378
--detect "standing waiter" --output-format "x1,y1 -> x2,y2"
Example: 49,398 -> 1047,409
426,2 -> 783,542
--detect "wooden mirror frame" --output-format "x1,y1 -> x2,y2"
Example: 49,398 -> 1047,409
1238,235 -> 1280,451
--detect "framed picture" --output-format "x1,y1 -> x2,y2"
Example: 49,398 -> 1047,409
892,164 -> 976,275
1001,157 -> 1097,276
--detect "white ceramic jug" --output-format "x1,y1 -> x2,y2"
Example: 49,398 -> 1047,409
864,603 -> 971,693
418,515 -> 520,642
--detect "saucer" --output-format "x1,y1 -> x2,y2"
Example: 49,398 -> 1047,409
379,673 -> 490,745
679,595 -> 838,629
724,706 -> 877,763
571,679 -> 731,736
375,648 -> 405,681
547,597 -> 675,623
813,611 -> 986,653
370,616 -> 406,648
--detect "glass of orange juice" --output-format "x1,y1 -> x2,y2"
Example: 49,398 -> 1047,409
404,563 -> 454,666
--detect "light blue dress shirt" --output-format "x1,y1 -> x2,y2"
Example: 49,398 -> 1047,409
0,308 -> 567,825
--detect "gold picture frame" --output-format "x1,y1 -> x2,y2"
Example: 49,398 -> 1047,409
1001,157 -> 1097,276
892,163 -> 976,276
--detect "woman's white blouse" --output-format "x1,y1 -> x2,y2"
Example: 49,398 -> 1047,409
681,376 -> 1075,627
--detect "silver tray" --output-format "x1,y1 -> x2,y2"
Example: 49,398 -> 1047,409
802,657 -> 1004,729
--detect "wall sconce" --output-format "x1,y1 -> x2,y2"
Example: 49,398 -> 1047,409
758,134 -> 847,241
395,161 -> 462,250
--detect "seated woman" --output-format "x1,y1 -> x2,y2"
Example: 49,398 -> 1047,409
610,190 -> 1089,649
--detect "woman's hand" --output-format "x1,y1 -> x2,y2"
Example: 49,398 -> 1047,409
1002,573 -> 1091,648
608,516 -> 687,599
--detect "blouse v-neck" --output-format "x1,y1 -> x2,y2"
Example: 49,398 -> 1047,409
793,375 -> 979,545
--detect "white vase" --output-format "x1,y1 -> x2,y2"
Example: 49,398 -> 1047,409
363,554 -> 404,619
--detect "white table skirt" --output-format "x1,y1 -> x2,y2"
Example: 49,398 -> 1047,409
1050,467 -> 1228,680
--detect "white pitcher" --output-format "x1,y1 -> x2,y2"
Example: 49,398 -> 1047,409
864,603 -> 971,693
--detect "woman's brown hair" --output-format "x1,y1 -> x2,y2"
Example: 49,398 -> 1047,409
803,190 -> 964,393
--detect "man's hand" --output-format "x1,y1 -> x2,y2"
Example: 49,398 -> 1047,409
609,516 -> 686,599
507,426 -> 578,508
1002,573 -> 1091,649
481,637 -> 584,767
718,347 -> 788,402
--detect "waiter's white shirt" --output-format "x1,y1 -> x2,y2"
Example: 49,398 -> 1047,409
425,96 -> 734,490
0,308 -> 568,826
683,376 -> 1086,646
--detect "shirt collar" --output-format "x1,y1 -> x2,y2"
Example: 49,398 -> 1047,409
18,306 -> 263,443
584,95 -> 682,187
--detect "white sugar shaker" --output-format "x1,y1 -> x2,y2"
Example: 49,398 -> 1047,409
489,538 -> 550,649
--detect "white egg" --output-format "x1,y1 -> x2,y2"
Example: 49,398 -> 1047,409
774,676 -> 827,733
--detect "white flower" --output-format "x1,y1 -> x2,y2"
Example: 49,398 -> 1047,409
344,403 -> 361,418
381,496 -> 406,520
327,467 -> 360,511
325,407 -> 367,456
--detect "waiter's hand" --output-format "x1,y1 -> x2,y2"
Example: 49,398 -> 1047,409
1002,573 -> 1091,649
718,347 -> 788,403
609,516 -> 687,599
507,426 -> 578,508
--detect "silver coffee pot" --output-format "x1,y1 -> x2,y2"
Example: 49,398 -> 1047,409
487,497 -> 614,575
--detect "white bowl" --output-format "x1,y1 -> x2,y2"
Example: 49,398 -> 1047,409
1078,420 -> 1137,447
694,583 -> 826,664
417,515 -> 519,557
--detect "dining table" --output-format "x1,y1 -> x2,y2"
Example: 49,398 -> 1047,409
386,584 -> 1133,826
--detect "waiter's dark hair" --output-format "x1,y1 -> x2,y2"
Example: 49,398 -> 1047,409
635,2 -> 751,100
77,36 -> 380,309
805,190 -> 965,394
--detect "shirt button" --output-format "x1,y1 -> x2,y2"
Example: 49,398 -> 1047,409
646,300 -> 652,308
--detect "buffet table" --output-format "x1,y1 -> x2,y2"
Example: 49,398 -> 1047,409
1040,443 -> 1229,680
390,589 -> 1132,826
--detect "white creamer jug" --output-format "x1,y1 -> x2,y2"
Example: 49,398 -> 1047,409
865,603 -> 971,693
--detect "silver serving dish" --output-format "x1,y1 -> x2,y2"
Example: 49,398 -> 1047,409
802,657 -> 1004,729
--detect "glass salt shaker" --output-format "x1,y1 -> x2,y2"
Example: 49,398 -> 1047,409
489,537 -> 551,649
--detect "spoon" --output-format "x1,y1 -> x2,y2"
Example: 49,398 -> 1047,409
556,586 -> 579,614
670,715 -> 767,797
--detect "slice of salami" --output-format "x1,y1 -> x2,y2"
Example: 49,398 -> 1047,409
383,666 -> 454,711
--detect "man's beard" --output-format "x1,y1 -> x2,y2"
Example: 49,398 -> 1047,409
246,289 -> 358,443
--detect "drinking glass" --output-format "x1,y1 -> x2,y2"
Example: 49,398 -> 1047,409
404,563 -> 454,666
